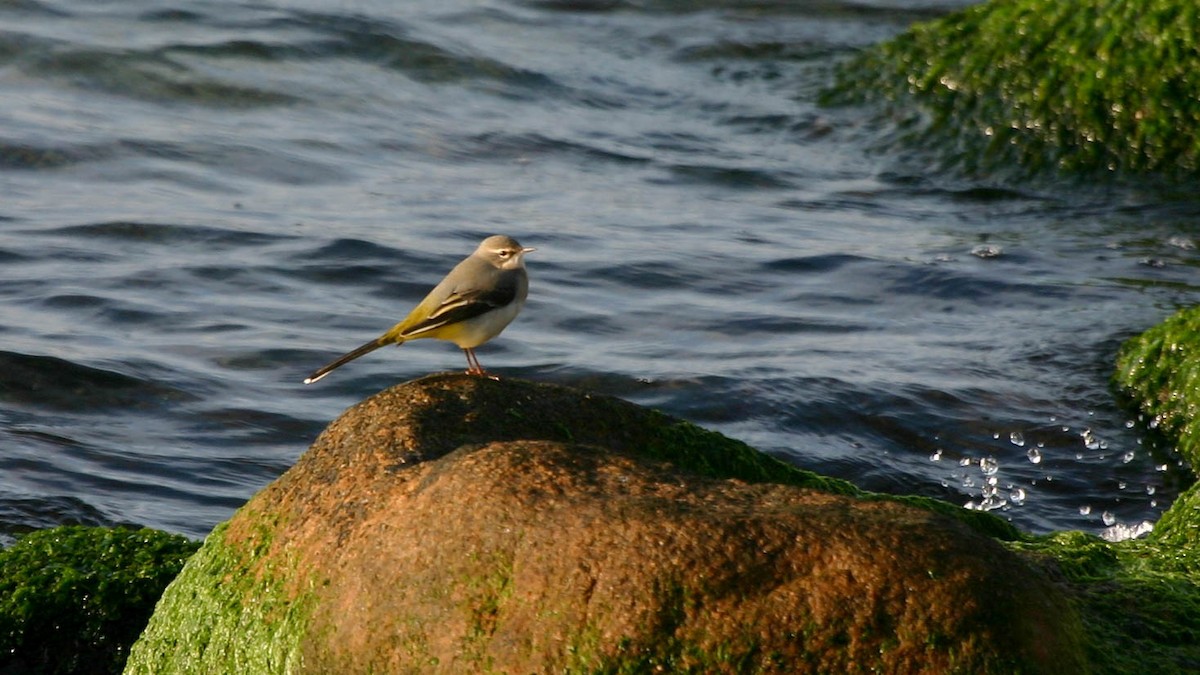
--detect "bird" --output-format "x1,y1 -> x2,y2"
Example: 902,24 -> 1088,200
303,234 -> 534,384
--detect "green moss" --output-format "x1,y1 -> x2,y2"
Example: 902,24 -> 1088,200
1111,303 -> 1200,578
460,549 -> 515,671
0,525 -> 197,675
1013,528 -> 1200,674
562,580 -> 777,675
122,520 -> 316,674
825,0 -> 1200,178
1015,531 -> 1120,581
995,305 -> 1200,673
1112,305 -> 1200,578
642,414 -> 857,492
1114,304 -> 1200,466
1148,484 -> 1200,573
504,385 -> 1019,542
642,413 -> 1022,541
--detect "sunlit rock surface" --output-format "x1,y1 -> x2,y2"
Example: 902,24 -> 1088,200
124,375 -> 1084,674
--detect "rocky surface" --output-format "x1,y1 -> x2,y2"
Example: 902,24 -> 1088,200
0,526 -> 197,675
125,374 -> 1085,674
825,0 -> 1200,179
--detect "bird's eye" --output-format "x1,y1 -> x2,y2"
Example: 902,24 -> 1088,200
497,249 -> 512,258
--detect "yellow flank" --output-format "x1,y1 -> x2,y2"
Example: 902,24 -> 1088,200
381,306 -> 468,344
411,320 -> 469,343
303,234 -> 532,383
382,295 -> 444,342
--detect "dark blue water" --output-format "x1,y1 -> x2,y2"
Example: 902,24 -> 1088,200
1,0 -> 1196,543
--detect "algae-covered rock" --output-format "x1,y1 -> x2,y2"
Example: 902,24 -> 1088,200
1113,305 -> 1200,575
0,525 -> 198,675
1018,304 -> 1200,673
125,374 -> 1083,674
826,0 -> 1200,178
1115,304 -> 1200,466
1014,526 -> 1200,675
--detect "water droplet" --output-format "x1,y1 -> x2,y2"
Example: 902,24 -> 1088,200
1124,419 -> 1136,428
1009,431 -> 1025,447
1079,505 -> 1092,516
967,493 -> 1008,511
929,449 -> 943,461
992,432 -> 1000,440
980,456 -> 999,476
959,457 -> 972,467
1102,511 -> 1116,526
1026,447 -> 1042,464
1100,520 -> 1154,543
1147,485 -> 1156,495
1118,481 -> 1127,490
1122,450 -> 1135,464
982,496 -> 1007,511
1081,428 -> 1101,450
1156,464 -> 1168,472
1010,487 -> 1026,504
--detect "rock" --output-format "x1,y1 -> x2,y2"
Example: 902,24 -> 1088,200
1044,304 -> 1200,674
824,0 -> 1200,178
1115,304 -> 1200,467
0,526 -> 197,675
126,375 -> 1085,674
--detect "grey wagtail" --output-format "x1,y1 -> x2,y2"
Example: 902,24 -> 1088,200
303,235 -> 534,383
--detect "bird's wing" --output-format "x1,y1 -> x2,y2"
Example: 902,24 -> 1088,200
395,271 -> 519,339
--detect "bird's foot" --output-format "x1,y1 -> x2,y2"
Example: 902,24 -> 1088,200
465,366 -> 499,380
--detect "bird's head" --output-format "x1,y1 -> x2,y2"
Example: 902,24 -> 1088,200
479,235 -> 535,270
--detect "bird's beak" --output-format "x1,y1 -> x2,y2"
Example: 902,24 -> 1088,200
523,247 -> 537,254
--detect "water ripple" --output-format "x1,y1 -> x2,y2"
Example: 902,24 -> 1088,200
0,351 -> 188,410
0,0 -> 1192,541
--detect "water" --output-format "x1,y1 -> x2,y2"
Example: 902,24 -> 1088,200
0,0 -> 1196,541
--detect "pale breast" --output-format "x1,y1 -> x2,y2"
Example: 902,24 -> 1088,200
442,295 -> 526,348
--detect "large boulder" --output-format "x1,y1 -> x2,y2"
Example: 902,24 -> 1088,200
0,526 -> 197,675
125,375 -> 1085,673
825,0 -> 1200,179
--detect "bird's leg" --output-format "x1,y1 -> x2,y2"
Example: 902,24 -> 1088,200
464,348 -> 484,376
463,348 -> 498,379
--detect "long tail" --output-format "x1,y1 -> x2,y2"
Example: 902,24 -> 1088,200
303,336 -> 399,384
